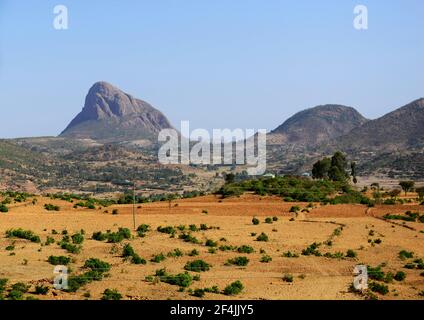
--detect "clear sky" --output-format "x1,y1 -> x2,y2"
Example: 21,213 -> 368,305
0,0 -> 423,138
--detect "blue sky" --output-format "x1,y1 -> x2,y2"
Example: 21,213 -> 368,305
0,0 -> 423,138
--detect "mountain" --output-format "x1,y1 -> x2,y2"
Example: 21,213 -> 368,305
60,82 -> 173,143
268,104 -> 368,146
333,98 -> 424,152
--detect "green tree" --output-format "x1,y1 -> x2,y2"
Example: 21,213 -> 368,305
312,158 -> 331,179
328,152 -> 349,182
351,162 -> 357,184
399,181 -> 415,196
415,187 -> 424,200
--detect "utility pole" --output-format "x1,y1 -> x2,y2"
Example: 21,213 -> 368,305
132,181 -> 136,230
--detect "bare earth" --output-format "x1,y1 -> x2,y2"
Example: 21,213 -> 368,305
0,194 -> 423,300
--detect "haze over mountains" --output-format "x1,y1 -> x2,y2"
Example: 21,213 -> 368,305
0,81 -> 423,191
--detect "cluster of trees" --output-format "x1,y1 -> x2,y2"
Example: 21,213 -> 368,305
312,152 -> 356,183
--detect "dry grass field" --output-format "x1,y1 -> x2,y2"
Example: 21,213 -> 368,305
1,194 -> 423,300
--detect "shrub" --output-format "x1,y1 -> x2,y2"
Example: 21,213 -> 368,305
205,239 -> 218,247
0,279 -> 8,293
84,258 -> 111,273
192,288 -> 205,298
256,232 -> 269,242
283,274 -> 294,283
6,229 -> 40,243
346,249 -> 357,258
226,256 -> 249,266
107,228 -> 131,243
5,245 -> 14,251
223,281 -> 244,295
282,251 -> 299,258
188,249 -> 199,256
237,245 -> 255,254
289,206 -> 300,213
265,217 -> 273,224
399,250 -> 414,260
252,218 -> 260,225
261,255 -> 272,263
369,282 -> 389,295
92,231 -> 108,241
167,249 -> 184,258
48,256 -> 71,266
35,285 -> 49,295
136,224 -> 150,237
151,253 -> 166,263
60,242 -> 81,254
112,209 -> 119,215
394,271 -> 406,282
102,289 -> 122,300
131,254 -> 146,265
0,204 -> 9,213
122,244 -> 136,258
272,216 -> 278,221
155,269 -> 193,288
157,226 -> 176,235
71,233 -> 84,245
367,266 -> 385,281
44,204 -> 60,211
302,243 -> 321,256
179,233 -> 201,244
45,236 -> 55,246
184,260 -> 211,272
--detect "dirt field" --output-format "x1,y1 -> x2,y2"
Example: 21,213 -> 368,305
1,194 -> 423,300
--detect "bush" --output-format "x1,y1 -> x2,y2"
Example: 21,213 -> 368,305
265,217 -> 273,224
179,233 -> 201,244
184,260 -> 211,272
92,231 -> 108,241
346,249 -> 357,258
188,249 -> 199,256
399,250 -> 414,260
112,209 -> 119,215
71,233 -> 84,245
107,228 -> 131,243
272,216 -> 278,221
192,288 -> 205,298
252,218 -> 260,225
369,282 -> 389,295
6,229 -> 40,243
151,253 -> 166,263
35,285 -> 49,295
394,271 -> 406,282
122,244 -> 136,258
256,232 -> 269,242
283,274 -> 294,283
223,281 -> 244,295
302,243 -> 321,256
237,245 -> 255,254
167,248 -> 184,258
289,206 -> 300,213
0,204 -> 9,213
367,265 -> 385,281
205,239 -> 218,247
226,256 -> 249,266
261,255 -> 272,263
44,204 -> 60,211
84,258 -> 111,273
102,289 -> 122,300
48,256 -> 71,266
155,269 -> 193,288
157,226 -> 176,235
282,251 -> 299,258
60,242 -> 81,254
136,224 -> 150,237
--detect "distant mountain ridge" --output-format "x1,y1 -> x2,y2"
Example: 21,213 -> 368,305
332,98 -> 424,152
269,104 -> 368,146
60,82 -> 173,143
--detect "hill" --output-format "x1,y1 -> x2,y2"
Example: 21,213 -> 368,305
60,82 -> 173,143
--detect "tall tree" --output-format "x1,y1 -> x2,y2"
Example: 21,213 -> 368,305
399,181 -> 415,196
